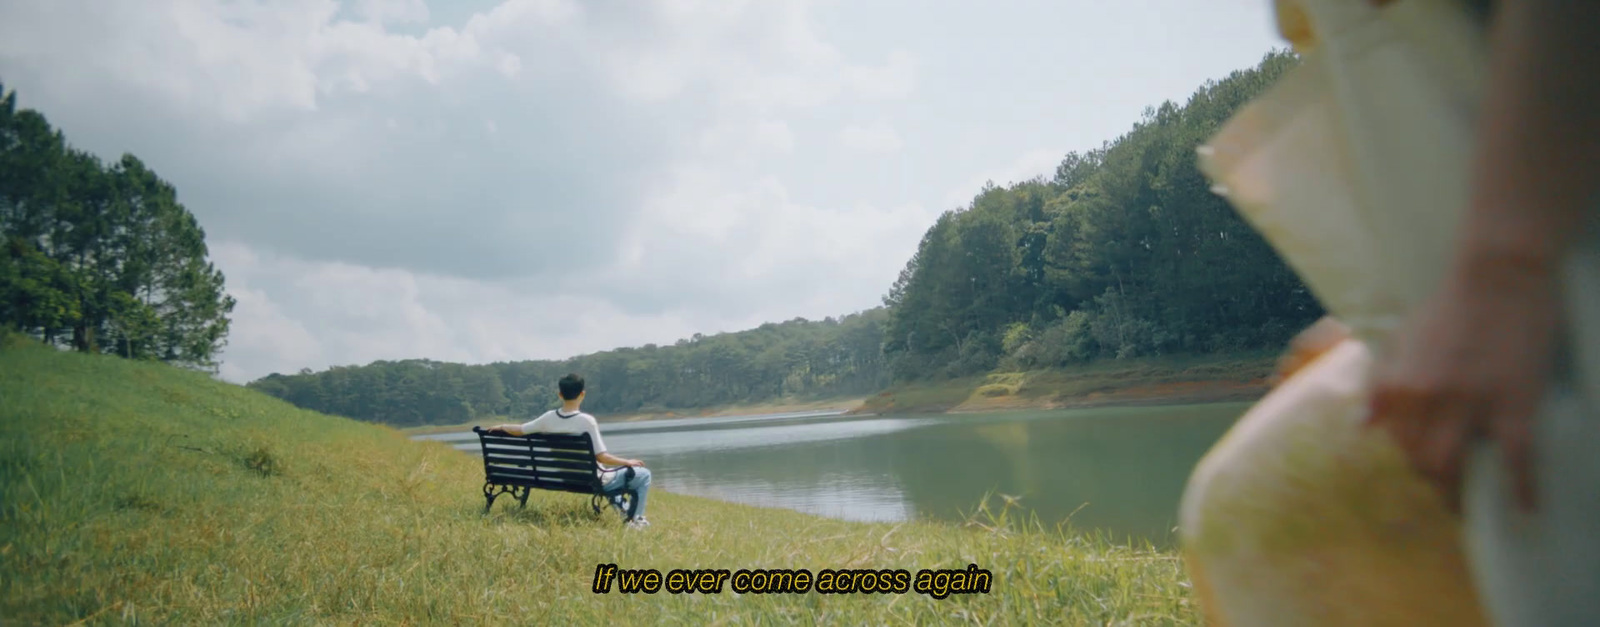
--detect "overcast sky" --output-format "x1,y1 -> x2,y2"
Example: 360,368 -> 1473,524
0,0 -> 1283,383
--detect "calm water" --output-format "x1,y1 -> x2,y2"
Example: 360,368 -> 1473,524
421,403 -> 1251,547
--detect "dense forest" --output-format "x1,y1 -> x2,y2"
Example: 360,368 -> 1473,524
248,51 -> 1319,427
881,50 -> 1319,380
0,82 -> 235,369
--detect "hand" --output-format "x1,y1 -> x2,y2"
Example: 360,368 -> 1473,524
626,458 -> 645,468
1367,257 -> 1561,513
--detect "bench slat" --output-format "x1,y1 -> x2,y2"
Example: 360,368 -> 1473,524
487,467 -> 545,481
485,463 -> 566,475
480,442 -> 534,452
521,449 -> 596,463
480,441 -> 595,454
480,443 -> 593,455
529,469 -> 600,484
480,439 -> 594,453
490,476 -> 601,494
480,454 -> 601,470
478,433 -> 593,446
485,458 -> 594,472
527,436 -> 594,447
486,465 -> 601,481
528,443 -> 596,452
478,436 -> 595,452
481,450 -> 597,464
488,467 -> 598,485
531,448 -> 596,457
483,467 -> 593,479
480,448 -> 526,458
486,463 -> 540,476
482,453 -> 546,466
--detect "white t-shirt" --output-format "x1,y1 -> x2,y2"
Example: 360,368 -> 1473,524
519,409 -> 615,481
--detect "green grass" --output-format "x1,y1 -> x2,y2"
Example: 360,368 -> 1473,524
0,335 -> 1199,625
860,353 -> 1276,415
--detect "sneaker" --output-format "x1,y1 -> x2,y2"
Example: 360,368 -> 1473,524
626,517 -> 651,529
609,495 -> 628,518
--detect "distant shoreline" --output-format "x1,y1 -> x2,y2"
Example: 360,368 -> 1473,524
399,354 -> 1276,435
398,397 -> 869,435
847,380 -> 1266,418
851,353 -> 1275,416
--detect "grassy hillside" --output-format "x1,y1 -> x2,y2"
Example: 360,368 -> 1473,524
0,335 -> 1198,624
859,352 -> 1276,415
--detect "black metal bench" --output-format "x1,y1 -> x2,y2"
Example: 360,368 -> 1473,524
471,427 -> 636,517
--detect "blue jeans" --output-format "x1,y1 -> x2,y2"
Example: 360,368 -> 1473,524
603,466 -> 651,520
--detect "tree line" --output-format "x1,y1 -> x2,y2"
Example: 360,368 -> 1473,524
0,82 -> 235,369
246,310 -> 890,426
882,50 -> 1319,380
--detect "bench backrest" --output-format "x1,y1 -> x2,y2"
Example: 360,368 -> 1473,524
471,427 -> 604,495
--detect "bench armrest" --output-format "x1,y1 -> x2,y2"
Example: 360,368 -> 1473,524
598,464 -> 637,483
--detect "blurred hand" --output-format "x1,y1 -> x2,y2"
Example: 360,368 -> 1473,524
1367,256 -> 1561,513
627,458 -> 646,468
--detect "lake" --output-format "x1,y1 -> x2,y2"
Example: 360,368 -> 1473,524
417,402 -> 1252,547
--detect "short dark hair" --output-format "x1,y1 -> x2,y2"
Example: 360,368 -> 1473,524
558,373 -> 585,401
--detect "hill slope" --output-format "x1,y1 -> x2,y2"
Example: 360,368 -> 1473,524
0,335 -> 1196,624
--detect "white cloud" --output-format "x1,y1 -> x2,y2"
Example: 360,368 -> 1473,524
216,281 -> 325,382
495,52 -> 522,78
214,240 -> 713,381
842,49 -> 915,101
607,164 -> 934,321
698,118 -> 796,156
593,0 -> 914,108
352,0 -> 431,25
838,123 -> 903,154
0,0 -> 573,123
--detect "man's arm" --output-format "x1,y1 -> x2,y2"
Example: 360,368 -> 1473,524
1368,0 -> 1600,512
597,452 -> 644,468
485,423 -> 527,435
585,418 -> 642,467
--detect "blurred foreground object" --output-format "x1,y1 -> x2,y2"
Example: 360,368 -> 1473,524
1181,0 -> 1600,624
1270,316 -> 1350,385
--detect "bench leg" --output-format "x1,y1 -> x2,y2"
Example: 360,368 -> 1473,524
483,483 -> 509,514
592,493 -> 625,517
591,492 -> 630,519
515,486 -> 530,509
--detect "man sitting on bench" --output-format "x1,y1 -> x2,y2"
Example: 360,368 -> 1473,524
487,373 -> 652,529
